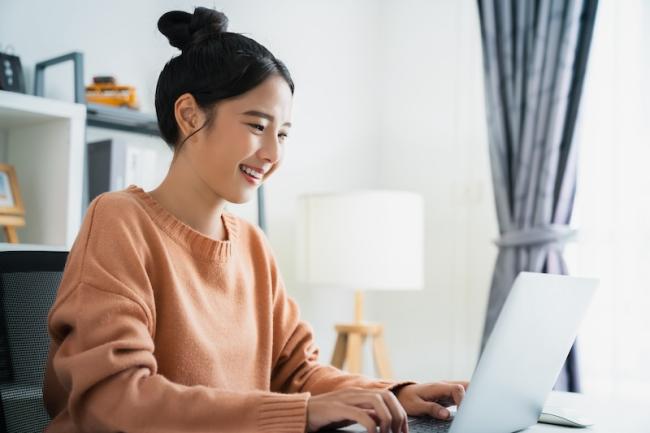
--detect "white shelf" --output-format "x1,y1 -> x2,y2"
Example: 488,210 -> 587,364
0,242 -> 68,252
0,90 -> 86,249
0,90 -> 85,128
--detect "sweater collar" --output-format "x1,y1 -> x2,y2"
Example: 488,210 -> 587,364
126,184 -> 238,263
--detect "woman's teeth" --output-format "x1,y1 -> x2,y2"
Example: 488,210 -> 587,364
240,165 -> 261,179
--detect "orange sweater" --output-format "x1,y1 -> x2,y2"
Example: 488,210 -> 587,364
43,184 -> 413,433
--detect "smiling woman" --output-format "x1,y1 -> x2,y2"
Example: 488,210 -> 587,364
40,6 -> 466,433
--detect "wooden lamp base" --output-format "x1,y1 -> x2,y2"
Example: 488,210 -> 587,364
329,290 -> 393,380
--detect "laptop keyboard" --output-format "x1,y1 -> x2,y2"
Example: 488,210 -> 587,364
407,417 -> 453,433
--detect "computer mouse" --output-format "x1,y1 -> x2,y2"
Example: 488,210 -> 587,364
538,407 -> 594,428
445,405 -> 458,419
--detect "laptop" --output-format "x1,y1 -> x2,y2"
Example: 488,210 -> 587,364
337,272 -> 598,433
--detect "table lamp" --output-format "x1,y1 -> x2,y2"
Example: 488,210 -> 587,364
297,190 -> 424,379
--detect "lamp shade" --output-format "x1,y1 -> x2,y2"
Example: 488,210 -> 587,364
297,190 -> 424,291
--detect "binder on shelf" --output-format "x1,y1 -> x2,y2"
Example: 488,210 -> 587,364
86,103 -> 160,136
86,139 -> 159,207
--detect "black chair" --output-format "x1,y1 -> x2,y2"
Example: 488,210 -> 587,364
0,251 -> 68,433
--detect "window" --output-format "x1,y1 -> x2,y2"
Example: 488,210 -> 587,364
565,0 -> 650,400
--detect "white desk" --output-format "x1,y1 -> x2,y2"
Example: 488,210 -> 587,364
334,391 -> 648,432
526,391 -> 648,432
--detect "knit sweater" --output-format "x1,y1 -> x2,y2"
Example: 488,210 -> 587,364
43,184 -> 413,433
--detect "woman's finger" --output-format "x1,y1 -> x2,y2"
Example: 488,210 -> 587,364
450,383 -> 465,406
441,380 -> 469,390
441,383 -> 465,407
360,408 -> 381,426
423,383 -> 466,407
346,392 -> 393,433
409,398 -> 452,420
340,405 -> 379,433
379,389 -> 409,433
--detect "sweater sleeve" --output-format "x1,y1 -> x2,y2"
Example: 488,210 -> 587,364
267,251 -> 416,397
47,194 -> 310,433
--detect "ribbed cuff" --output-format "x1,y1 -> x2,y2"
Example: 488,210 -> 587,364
257,392 -> 311,433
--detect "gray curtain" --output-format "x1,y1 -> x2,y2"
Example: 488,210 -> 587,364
257,185 -> 267,233
477,0 -> 598,392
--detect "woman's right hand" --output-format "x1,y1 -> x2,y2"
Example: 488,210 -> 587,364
306,387 -> 408,433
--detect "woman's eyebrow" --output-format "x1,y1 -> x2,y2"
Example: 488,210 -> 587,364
241,110 -> 292,127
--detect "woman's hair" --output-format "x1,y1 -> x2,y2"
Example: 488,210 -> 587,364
155,7 -> 294,151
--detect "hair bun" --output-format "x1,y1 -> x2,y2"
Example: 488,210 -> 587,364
158,7 -> 228,52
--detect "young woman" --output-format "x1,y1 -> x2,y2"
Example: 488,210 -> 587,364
42,7 -> 467,433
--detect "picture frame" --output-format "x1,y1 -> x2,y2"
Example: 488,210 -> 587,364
0,163 -> 25,216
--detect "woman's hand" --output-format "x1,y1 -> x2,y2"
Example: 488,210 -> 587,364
306,387 -> 408,433
394,381 -> 469,421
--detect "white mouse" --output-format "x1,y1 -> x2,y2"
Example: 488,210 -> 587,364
538,407 -> 594,428
444,405 -> 458,418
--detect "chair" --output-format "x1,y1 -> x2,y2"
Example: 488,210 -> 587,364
0,251 -> 68,433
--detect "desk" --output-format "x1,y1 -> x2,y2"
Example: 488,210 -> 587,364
527,391 -> 647,432
331,391 -> 649,432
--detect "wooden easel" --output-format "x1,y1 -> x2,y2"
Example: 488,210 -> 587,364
0,163 -> 26,244
0,214 -> 24,243
1,216 -> 23,243
330,290 -> 393,380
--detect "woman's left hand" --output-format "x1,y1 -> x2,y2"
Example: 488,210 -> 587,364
394,381 -> 469,421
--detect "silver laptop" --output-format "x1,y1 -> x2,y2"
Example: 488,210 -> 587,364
338,272 -> 598,433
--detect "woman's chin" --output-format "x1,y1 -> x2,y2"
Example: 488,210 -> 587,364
227,189 -> 258,205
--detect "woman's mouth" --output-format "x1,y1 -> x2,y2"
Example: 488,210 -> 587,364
239,164 -> 262,185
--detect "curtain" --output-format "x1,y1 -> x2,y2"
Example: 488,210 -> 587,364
257,185 -> 267,232
477,0 -> 598,391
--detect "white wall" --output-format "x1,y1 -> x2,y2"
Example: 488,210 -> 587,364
369,0 -> 496,381
0,0 -> 496,383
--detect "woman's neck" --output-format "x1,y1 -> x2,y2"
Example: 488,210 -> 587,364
148,163 -> 229,242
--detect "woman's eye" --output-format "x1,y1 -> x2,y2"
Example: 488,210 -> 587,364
247,123 -> 288,141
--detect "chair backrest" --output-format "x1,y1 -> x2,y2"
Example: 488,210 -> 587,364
0,251 -> 68,433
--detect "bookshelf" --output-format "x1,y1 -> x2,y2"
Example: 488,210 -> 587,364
0,90 -> 86,251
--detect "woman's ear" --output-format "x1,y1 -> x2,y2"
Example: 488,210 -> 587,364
174,93 -> 205,140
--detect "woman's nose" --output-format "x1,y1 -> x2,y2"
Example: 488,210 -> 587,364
258,134 -> 281,164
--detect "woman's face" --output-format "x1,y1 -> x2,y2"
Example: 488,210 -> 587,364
178,74 -> 293,204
